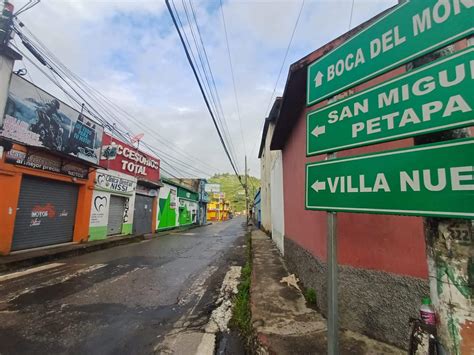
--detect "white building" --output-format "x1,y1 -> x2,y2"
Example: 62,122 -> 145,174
258,97 -> 285,254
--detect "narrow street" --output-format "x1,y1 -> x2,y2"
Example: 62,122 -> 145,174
0,218 -> 247,355
0,1 -> 472,353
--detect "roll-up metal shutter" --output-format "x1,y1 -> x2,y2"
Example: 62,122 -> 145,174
12,175 -> 78,251
133,194 -> 154,235
107,196 -> 125,236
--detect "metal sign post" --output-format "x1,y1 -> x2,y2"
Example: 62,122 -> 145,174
327,211 -> 338,354
327,152 -> 338,355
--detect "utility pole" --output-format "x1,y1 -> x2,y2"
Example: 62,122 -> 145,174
245,155 -> 249,226
0,2 -> 21,134
411,47 -> 473,354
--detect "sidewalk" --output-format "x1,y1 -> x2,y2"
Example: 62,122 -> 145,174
0,223 -> 205,273
250,229 -> 404,355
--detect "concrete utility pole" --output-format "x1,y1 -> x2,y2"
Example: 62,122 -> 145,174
412,46 -> 473,355
245,155 -> 249,226
0,2 -> 20,129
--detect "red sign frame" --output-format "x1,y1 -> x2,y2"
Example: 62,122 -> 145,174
100,134 -> 160,184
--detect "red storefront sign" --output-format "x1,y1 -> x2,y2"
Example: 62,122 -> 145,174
100,134 -> 160,183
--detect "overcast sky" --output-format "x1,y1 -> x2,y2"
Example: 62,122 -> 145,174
12,0 -> 397,178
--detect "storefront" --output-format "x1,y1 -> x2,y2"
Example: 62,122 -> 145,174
177,187 -> 198,226
157,179 -> 199,231
0,75 -> 103,255
89,169 -> 136,240
0,145 -> 96,254
133,184 -> 158,235
157,181 -> 178,231
97,134 -> 160,237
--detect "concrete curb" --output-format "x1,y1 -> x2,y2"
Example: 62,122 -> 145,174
0,223 -> 205,274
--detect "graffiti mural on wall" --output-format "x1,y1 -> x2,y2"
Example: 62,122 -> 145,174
157,183 -> 178,230
0,74 -> 103,164
178,199 -> 198,225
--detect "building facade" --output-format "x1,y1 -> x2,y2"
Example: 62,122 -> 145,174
263,7 -> 474,350
157,179 -> 198,231
207,191 -> 230,222
169,178 -> 209,226
258,98 -> 285,253
98,134 -> 161,237
0,73 -> 103,254
253,188 -> 261,228
89,169 -> 137,240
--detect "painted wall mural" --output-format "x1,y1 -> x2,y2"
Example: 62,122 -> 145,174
1,74 -> 103,164
178,199 -> 198,226
157,183 -> 178,230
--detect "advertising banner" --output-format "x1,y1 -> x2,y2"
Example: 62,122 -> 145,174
5,148 -> 89,179
205,183 -> 221,193
94,169 -> 136,194
100,134 -> 160,183
0,74 -> 103,164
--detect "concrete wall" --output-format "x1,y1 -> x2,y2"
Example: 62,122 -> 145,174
157,182 -> 178,230
270,150 -> 285,254
279,54 -> 431,349
260,122 -> 275,233
284,237 -> 429,349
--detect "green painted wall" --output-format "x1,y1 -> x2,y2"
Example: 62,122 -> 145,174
179,204 -> 192,225
122,223 -> 133,235
89,223 -> 132,241
158,192 -> 177,230
89,226 -> 108,241
177,187 -> 198,201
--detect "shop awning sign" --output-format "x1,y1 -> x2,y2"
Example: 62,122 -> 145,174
305,139 -> 474,219
306,0 -> 473,106
306,48 -> 474,155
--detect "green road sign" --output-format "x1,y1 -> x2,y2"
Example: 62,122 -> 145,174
307,0 -> 473,106
305,139 -> 474,219
307,48 -> 474,156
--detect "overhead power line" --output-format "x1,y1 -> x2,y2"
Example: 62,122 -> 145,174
178,0 -> 241,173
17,19 -> 221,173
251,0 -> 305,157
265,0 -> 305,116
166,0 -> 244,187
12,21 -> 218,178
219,0 -> 247,156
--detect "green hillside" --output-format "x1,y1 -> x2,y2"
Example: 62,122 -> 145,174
208,173 -> 260,213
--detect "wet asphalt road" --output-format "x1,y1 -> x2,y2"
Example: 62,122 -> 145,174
0,217 -> 247,355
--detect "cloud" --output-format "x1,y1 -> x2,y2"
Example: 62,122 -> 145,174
12,0 -> 397,178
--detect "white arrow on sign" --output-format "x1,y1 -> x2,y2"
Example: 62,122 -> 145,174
311,180 -> 326,192
314,71 -> 324,87
311,125 -> 326,138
